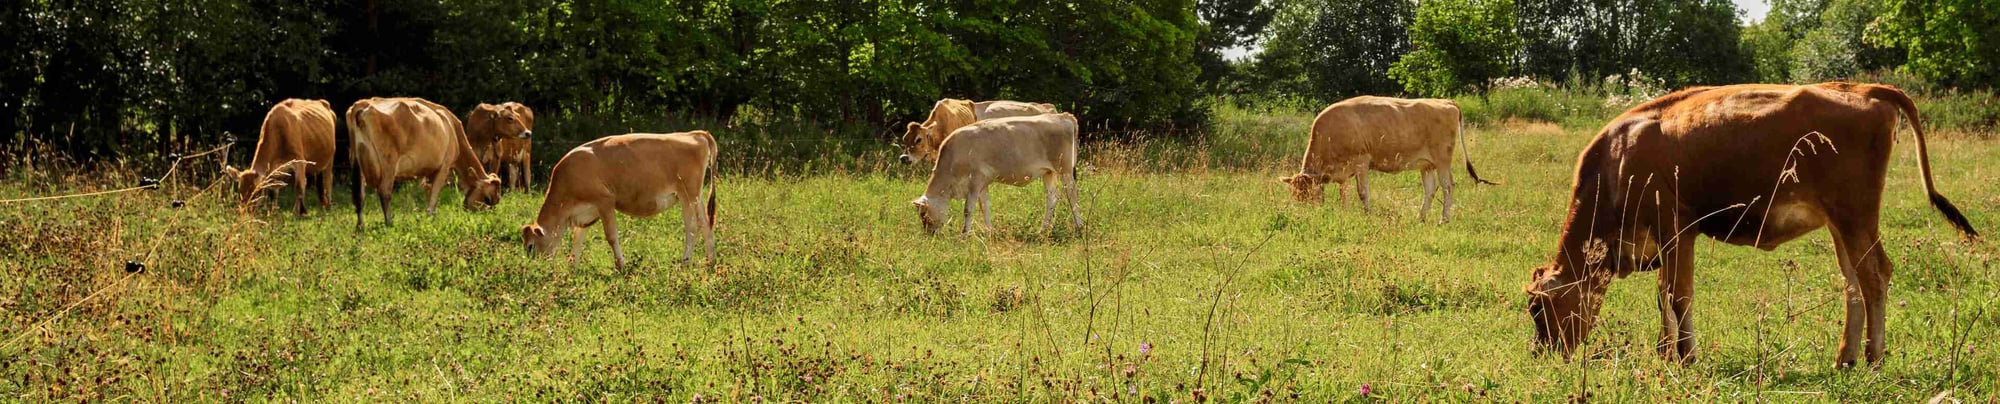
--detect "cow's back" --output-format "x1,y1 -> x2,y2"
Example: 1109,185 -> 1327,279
1306,96 -> 1459,171
255,99 -> 338,173
1593,84 -> 1904,227
937,113 -> 1078,182
973,101 -> 1057,120
557,132 -> 715,213
349,98 -> 463,177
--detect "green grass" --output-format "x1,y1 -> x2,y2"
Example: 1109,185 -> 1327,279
3,110 -> 1997,401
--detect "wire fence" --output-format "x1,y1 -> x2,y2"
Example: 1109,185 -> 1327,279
0,141 -> 233,353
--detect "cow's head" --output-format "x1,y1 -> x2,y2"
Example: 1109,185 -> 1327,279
484,104 -> 533,139
1277,173 -> 1328,203
899,122 -> 941,165
462,174 -> 503,210
222,165 -> 261,204
1524,243 -> 1621,358
911,195 -> 947,234
521,224 -> 558,256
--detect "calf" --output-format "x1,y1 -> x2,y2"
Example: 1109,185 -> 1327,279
225,99 -> 337,214
346,97 -> 502,229
899,99 -> 1059,164
1523,83 -> 1979,368
1278,96 -> 1495,222
521,131 -> 718,268
911,113 -> 1082,234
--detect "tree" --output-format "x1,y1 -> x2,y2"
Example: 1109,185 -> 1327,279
1873,0 -> 2000,88
1244,0 -> 1413,103
1790,0 -> 1901,82
1194,0 -> 1276,93
1390,0 -> 1520,97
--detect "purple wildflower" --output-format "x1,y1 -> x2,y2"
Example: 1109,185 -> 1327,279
1360,383 -> 1372,396
1139,342 -> 1153,355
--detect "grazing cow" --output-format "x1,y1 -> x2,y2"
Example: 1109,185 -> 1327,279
521,131 -> 718,268
911,113 -> 1082,234
898,99 -> 1058,164
225,99 -> 338,214
1278,96 -> 1496,222
346,97 -> 502,229
1523,83 -> 1979,368
466,102 -> 535,189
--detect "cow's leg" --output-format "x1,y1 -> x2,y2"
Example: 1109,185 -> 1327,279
1065,170 -> 1083,230
424,170 -> 449,214
1656,236 -> 1698,363
601,208 -> 626,270
376,178 -> 396,227
1041,174 -> 1060,233
1828,218 -> 1890,368
524,154 -> 534,188
960,195 -> 973,235
319,169 -> 334,208
1440,163 -> 1457,222
681,199 -> 702,265
569,227 -> 586,265
293,164 -> 310,216
1418,170 -> 1437,223
1354,165 -> 1373,213
692,197 -> 714,264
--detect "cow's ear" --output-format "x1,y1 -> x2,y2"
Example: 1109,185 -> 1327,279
1532,264 -> 1555,281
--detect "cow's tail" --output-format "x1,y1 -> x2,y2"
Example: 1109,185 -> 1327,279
1457,111 -> 1498,185
346,101 -> 365,231
1867,84 -> 1979,238
703,132 -> 718,231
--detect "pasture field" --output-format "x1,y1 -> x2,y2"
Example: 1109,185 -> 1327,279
3,110 -> 1997,401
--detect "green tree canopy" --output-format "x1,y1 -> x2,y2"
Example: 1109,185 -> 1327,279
1874,0 -> 2000,88
1390,0 -> 1520,97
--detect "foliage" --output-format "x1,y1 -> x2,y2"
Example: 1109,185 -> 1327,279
1195,0 -> 1277,93
1390,0 -> 1520,97
1241,0 -> 1414,103
1873,0 -> 2000,88
0,0 -> 1212,165
1512,0 -> 1752,87
1741,0 -> 1903,83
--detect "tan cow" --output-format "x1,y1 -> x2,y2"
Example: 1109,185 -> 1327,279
911,113 -> 1082,234
345,97 -> 502,228
225,98 -> 337,214
1523,83 -> 1978,368
898,99 -> 1058,164
521,131 -> 718,268
1277,96 -> 1496,223
466,102 -> 535,189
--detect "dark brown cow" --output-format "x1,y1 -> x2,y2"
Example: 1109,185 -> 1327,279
1524,83 -> 1978,368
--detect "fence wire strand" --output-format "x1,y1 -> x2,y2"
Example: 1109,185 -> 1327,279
2,142 -> 230,352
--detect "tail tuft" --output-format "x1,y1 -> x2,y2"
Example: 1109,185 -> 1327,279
1929,192 -> 1980,239
1466,161 -> 1499,186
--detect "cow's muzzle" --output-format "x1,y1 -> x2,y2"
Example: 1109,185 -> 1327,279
898,154 -> 913,164
517,130 -> 532,139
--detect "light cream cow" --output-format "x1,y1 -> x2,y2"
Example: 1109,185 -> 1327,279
911,113 -> 1082,234
898,99 -> 1058,164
